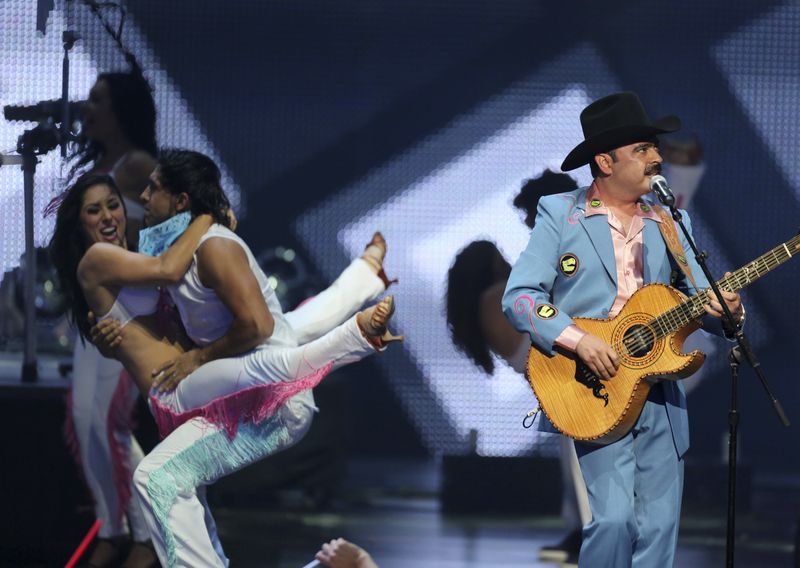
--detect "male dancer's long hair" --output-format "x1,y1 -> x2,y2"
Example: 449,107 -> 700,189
49,173 -> 128,342
156,149 -> 232,228
446,240 -> 511,374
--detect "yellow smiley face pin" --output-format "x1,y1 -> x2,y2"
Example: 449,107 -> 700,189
535,304 -> 559,319
559,253 -> 580,277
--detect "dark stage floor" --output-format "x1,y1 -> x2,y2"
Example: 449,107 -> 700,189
213,459 -> 797,568
1,357 -> 797,567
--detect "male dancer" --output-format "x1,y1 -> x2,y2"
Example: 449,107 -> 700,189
119,148 -> 395,566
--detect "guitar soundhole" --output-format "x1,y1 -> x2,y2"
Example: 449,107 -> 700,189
623,324 -> 655,358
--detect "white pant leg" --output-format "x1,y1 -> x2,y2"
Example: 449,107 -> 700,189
285,258 -> 384,344
165,315 -> 374,412
127,434 -> 151,542
198,486 -> 228,567
245,314 -> 376,382
72,341 -> 128,538
105,369 -> 151,543
559,436 -> 591,527
133,400 -> 312,567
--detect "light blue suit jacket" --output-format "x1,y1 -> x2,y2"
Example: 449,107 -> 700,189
502,186 -> 721,457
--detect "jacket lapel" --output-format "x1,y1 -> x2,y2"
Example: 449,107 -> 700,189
578,211 -> 617,287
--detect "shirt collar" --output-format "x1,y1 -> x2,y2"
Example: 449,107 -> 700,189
584,183 -> 662,223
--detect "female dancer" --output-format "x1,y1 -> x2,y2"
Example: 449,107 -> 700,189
54,69 -> 158,568
446,240 -> 588,564
50,173 -> 400,566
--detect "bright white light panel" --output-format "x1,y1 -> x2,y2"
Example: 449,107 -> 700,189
0,2 -> 242,279
297,45 -> 621,456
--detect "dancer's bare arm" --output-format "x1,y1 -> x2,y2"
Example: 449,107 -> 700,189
78,214 -> 213,289
152,237 -> 273,390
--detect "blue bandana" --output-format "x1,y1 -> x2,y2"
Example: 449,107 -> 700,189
138,212 -> 192,257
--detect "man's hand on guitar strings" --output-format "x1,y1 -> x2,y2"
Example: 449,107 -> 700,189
576,333 -> 621,380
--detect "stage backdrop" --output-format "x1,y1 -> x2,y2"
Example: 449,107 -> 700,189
1,0 -> 798,465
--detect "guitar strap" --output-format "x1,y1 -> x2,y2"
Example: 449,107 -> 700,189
651,203 -> 701,292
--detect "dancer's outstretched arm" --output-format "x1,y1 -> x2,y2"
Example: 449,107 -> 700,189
78,214 -> 213,289
151,237 -> 274,390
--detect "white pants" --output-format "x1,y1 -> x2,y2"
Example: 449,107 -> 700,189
69,340 -> 150,541
133,398 -> 312,567
154,315 -> 375,414
136,284 -> 384,566
70,256 -> 383,547
284,257 -> 384,344
560,436 -> 591,529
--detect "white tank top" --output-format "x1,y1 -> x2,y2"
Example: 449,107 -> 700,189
98,286 -> 160,328
168,225 -> 296,348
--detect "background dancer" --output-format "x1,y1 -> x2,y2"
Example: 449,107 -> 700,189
52,67 -> 159,568
446,171 -> 589,565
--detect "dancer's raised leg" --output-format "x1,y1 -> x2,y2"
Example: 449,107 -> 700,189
286,232 -> 391,344
153,297 -> 399,414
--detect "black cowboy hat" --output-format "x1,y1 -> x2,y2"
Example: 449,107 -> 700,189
560,92 -> 681,171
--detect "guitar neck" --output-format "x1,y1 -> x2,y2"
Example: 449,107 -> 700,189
651,234 -> 800,337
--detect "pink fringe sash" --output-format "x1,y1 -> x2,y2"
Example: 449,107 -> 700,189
148,361 -> 333,439
107,370 -> 137,528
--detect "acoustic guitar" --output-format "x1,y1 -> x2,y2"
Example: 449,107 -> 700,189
526,234 -> 800,444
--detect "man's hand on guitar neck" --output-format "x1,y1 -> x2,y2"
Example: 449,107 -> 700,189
703,272 -> 744,324
576,334 -> 620,380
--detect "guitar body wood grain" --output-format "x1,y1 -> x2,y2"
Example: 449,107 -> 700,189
526,283 -> 705,444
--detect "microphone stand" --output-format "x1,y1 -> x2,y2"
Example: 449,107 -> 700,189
0,151 -> 38,381
20,145 -> 40,383
5,18 -> 79,382
726,345 -> 742,567
657,191 -> 790,568
60,30 -> 79,158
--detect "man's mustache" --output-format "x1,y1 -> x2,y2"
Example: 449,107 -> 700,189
645,163 -> 662,176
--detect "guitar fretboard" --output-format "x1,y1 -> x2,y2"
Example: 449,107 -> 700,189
649,234 -> 800,339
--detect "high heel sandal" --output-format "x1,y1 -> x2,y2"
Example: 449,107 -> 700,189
120,540 -> 159,568
358,296 -> 404,349
86,535 -> 130,568
361,231 -> 398,289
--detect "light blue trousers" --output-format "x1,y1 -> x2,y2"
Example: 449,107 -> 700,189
576,384 -> 685,568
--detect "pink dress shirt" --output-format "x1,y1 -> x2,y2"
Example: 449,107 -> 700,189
555,184 -> 662,351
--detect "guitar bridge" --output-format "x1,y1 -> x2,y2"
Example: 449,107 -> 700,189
575,361 -> 609,407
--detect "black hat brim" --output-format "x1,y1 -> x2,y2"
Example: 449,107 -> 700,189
560,115 -> 681,171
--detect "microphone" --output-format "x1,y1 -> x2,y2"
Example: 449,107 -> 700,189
649,174 -> 675,207
4,99 -> 86,123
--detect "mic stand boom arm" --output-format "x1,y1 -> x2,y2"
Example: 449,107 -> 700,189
666,204 -> 789,427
